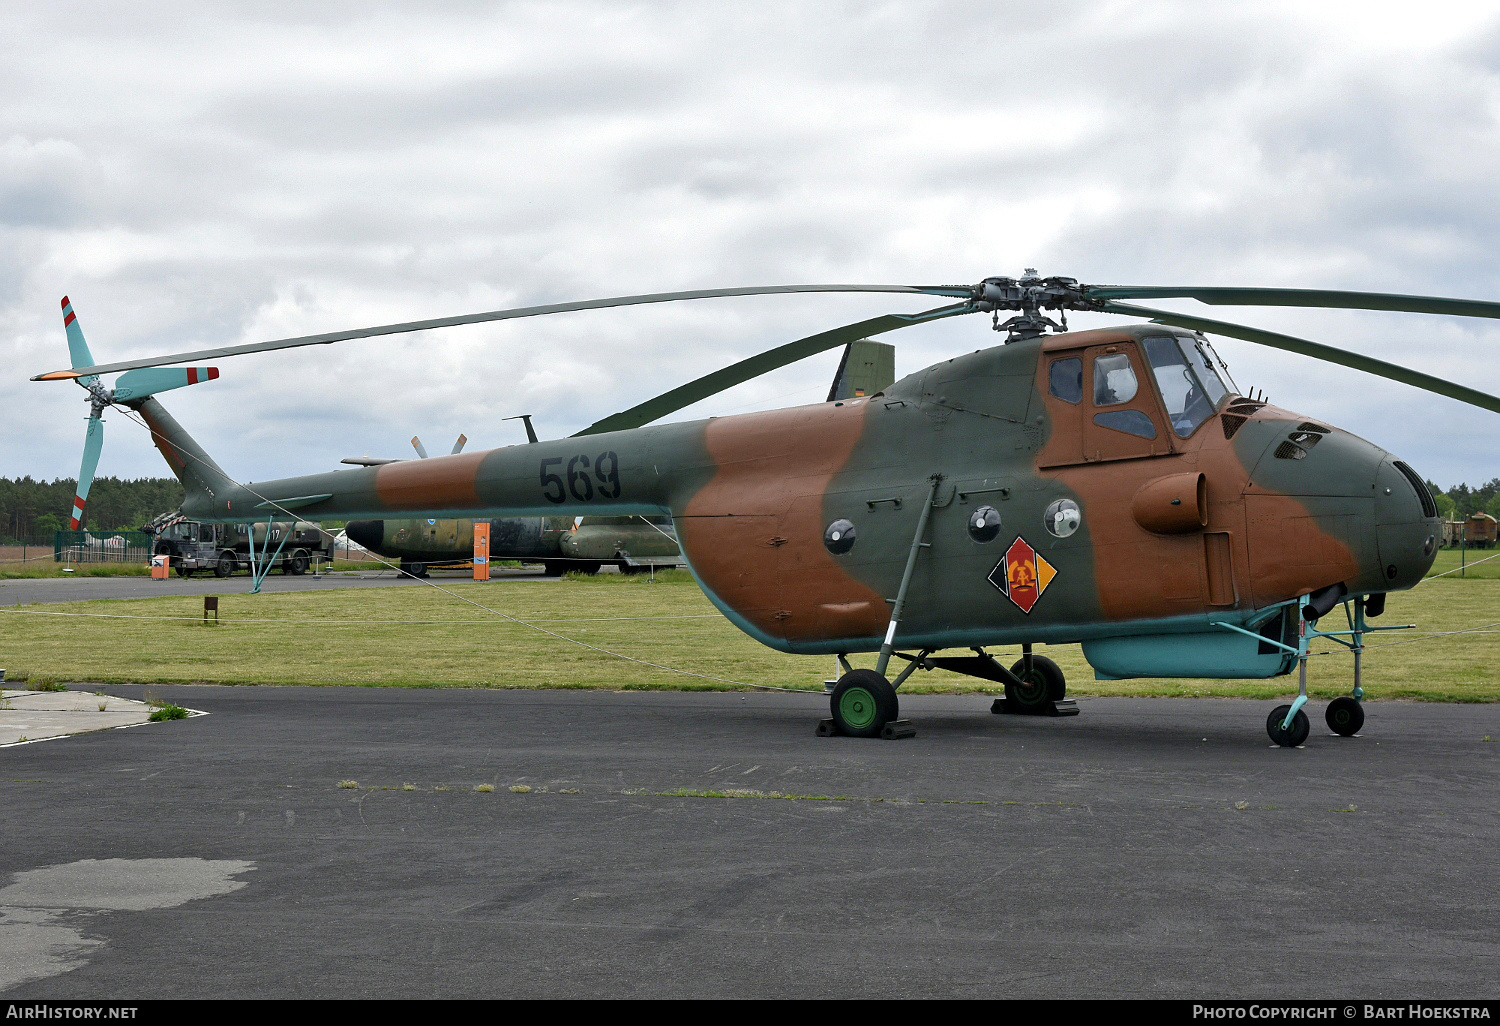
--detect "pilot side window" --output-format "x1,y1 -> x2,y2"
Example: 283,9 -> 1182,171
1049,357 -> 1083,403
1143,335 -> 1226,437
1092,353 -> 1138,406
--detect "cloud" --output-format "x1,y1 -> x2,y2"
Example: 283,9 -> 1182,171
3,0 -> 1499,494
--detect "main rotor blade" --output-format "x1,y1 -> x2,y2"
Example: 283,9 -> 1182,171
1087,285 -> 1500,321
33,283 -> 975,381
573,301 -> 974,436
1100,301 -> 1500,414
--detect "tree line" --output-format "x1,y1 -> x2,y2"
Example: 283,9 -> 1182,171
0,477 -> 185,543
1427,478 -> 1500,520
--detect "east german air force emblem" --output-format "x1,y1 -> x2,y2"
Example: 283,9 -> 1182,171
988,536 -> 1057,614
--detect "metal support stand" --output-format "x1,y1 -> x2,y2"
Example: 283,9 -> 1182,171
875,475 -> 942,678
247,514 -> 291,595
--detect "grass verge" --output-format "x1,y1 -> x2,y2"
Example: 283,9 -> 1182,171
1,569 -> 1495,701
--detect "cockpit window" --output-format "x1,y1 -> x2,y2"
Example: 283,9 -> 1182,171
1092,353 -> 1138,406
1049,357 -> 1082,403
1179,336 -> 1231,404
1143,335 -> 1230,437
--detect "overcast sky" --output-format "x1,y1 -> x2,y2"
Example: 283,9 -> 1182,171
4,0 -> 1500,493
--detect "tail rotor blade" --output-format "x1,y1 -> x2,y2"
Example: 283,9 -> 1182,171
411,436 -> 429,459
450,434 -> 467,455
112,367 -> 220,402
60,297 -> 99,386
70,415 -> 105,529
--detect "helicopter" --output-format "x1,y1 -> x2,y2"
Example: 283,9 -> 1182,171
340,431 -> 685,577
37,273 -> 1499,746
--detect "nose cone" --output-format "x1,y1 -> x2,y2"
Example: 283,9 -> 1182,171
344,520 -> 385,551
1242,415 -> 1436,600
1374,459 -> 1440,590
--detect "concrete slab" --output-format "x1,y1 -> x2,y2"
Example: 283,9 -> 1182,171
0,689 -> 192,746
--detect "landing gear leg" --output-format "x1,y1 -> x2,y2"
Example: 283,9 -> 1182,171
1327,596 -> 1367,736
1268,607 -> 1312,747
818,475 -> 940,739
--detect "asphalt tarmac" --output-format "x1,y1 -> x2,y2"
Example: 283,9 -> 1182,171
0,566 -> 561,605
3,686 -> 1497,999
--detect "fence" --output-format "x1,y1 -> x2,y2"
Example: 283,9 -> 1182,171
51,530 -> 156,564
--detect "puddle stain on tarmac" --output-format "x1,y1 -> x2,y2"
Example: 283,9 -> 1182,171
0,857 -> 255,991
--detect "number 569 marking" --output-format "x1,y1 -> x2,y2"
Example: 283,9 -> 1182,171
540,451 -> 621,503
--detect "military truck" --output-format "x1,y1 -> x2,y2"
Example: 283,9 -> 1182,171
145,511 -> 336,578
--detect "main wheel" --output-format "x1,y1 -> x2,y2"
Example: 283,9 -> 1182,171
829,669 -> 899,738
542,561 -> 565,577
215,553 -> 235,578
1325,696 -> 1364,737
1267,705 -> 1311,747
1007,654 -> 1066,710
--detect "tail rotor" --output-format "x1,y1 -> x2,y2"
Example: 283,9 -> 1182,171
53,296 -> 221,528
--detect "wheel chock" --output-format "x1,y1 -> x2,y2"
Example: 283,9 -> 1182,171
816,718 -> 916,739
991,698 -> 1080,717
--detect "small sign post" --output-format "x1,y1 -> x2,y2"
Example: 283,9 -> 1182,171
473,522 -> 490,581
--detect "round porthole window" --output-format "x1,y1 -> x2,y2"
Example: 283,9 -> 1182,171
1044,499 -> 1082,538
967,506 -> 1002,542
824,519 -> 856,554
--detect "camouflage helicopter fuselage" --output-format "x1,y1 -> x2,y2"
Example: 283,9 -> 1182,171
135,322 -> 1439,680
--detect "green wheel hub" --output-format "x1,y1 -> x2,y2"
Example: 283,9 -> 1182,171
829,669 -> 899,738
838,686 -> 878,731
1013,672 -> 1046,704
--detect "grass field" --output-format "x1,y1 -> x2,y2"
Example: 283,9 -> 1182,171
2,561 -> 1496,701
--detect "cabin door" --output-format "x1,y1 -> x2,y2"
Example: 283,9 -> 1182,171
1038,341 -> 1176,468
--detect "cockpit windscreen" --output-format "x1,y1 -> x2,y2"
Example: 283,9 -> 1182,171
1142,335 -> 1234,437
